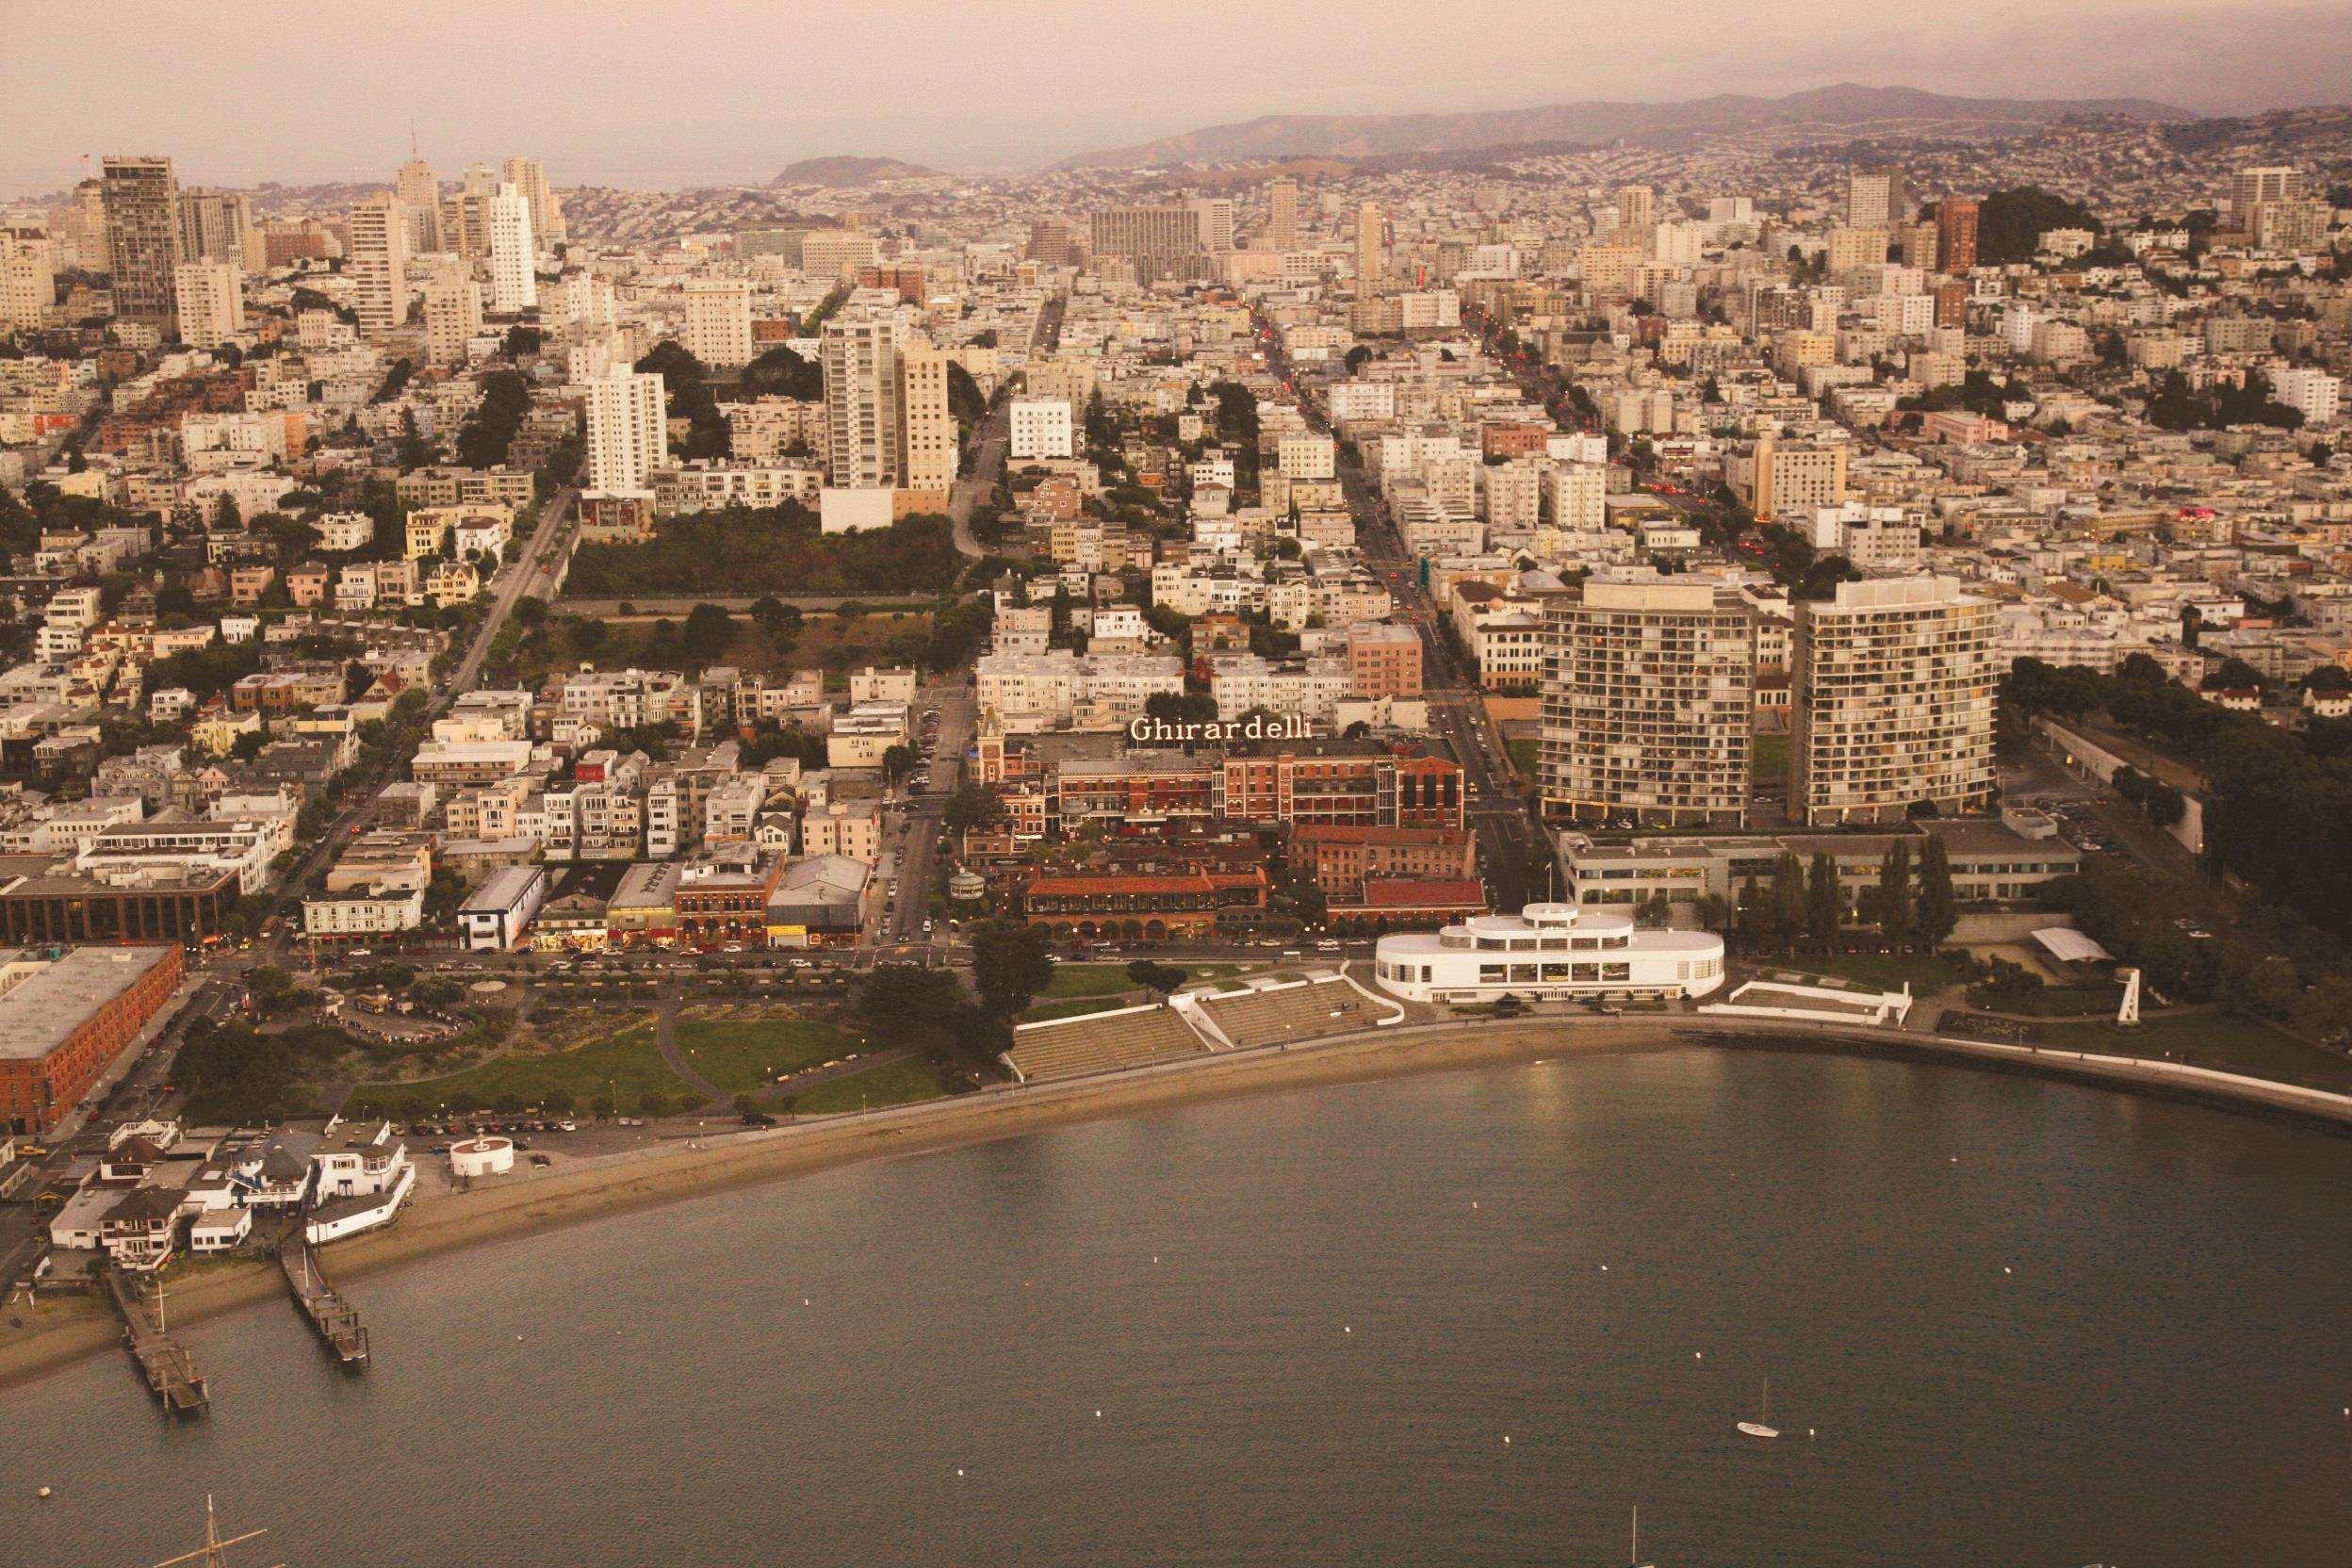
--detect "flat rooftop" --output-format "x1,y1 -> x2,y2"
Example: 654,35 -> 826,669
0,945 -> 175,1063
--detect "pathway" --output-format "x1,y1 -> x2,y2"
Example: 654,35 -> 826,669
653,986 -> 726,1105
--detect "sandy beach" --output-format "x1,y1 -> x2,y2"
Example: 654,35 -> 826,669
6,1013 -> 2344,1397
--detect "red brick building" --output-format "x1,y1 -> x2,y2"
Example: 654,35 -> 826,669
0,944 -> 183,1135
1346,624 -> 1425,698
1289,824 -> 1477,898
1018,869 -> 1268,942
1326,877 -> 1490,933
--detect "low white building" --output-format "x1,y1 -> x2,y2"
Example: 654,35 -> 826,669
1371,903 -> 1725,1004
457,864 -> 548,951
1008,398 -> 1074,460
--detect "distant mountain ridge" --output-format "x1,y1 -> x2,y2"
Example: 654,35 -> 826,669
1055,83 -> 2198,170
771,155 -> 938,187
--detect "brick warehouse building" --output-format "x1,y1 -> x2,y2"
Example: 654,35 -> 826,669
0,945 -> 184,1135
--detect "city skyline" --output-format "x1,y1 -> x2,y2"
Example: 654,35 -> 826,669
6,0 -> 2352,194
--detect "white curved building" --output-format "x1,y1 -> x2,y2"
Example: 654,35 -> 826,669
1371,903 -> 1725,1004
449,1135 -> 514,1179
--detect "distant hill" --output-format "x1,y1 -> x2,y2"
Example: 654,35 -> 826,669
1056,84 -> 2198,170
771,155 -> 939,187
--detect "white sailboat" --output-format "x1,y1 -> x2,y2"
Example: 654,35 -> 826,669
1738,1378 -> 1780,1439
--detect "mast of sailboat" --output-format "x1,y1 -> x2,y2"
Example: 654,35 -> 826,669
146,1494 -> 276,1568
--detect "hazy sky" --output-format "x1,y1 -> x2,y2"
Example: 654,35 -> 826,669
5,0 -> 2349,195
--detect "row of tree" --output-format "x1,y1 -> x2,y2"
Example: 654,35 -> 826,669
1728,841 -> 1959,954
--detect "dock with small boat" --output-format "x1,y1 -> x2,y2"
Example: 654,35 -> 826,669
104,1269 -> 209,1418
280,1231 -> 369,1367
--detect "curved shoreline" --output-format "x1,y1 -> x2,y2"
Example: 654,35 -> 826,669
5,1013 -> 2345,1397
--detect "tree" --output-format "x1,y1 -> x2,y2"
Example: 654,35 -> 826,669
971,921 -> 1054,1017
732,1091 -> 761,1119
1976,187 -> 2101,267
881,743 -> 915,785
857,965 -> 967,1034
1915,835 -> 1958,950
1805,852 -> 1843,949
944,782 -> 1005,835
1769,852 -> 1807,948
680,602 -> 735,663
1125,960 -> 1188,997
1876,840 -> 1914,949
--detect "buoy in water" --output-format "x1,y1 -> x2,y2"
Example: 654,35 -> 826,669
1502,1435 -> 1511,1446
37,1486 -> 54,1500
1694,1351 -> 1703,1360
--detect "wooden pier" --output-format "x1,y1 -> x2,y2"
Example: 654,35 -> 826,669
105,1269 -> 209,1417
280,1232 -> 369,1367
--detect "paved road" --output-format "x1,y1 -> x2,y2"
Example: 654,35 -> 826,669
1294,342 -> 1544,912
949,294 -> 1064,561
256,487 -> 579,959
653,984 -> 727,1105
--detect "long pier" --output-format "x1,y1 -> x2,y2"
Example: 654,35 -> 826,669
105,1270 -> 209,1417
280,1232 -> 370,1367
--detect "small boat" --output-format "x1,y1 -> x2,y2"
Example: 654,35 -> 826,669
1738,1378 -> 1780,1439
1628,1503 -> 1655,1567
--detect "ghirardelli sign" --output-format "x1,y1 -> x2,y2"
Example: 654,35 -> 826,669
1128,714 -> 1316,745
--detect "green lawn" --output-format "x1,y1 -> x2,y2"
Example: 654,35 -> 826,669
1506,738 -> 1541,783
1968,986 -> 2123,1018
1043,963 -> 1144,999
1777,952 -> 1964,995
360,1017 -> 686,1115
789,1059 -> 951,1115
671,1011 -> 866,1094
1751,732 -> 1788,782
1021,996 -> 1136,1024
2034,1013 -> 2352,1094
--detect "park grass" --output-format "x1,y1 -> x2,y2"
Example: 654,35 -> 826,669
789,1058 -> 951,1115
671,1009 -> 866,1095
1043,963 -> 1145,999
1751,732 -> 1788,782
1506,737 -> 1541,783
1968,986 -> 2123,1018
1778,952 -> 1963,995
2034,1012 -> 2352,1095
358,1015 -> 685,1115
1020,996 -> 1136,1024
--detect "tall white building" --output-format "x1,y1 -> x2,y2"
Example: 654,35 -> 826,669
394,155 -> 443,253
821,317 -> 902,489
171,260 -> 244,350
896,335 -> 957,498
2272,367 -> 2341,426
1790,576 -> 1997,826
347,194 -> 409,337
682,278 -> 753,369
1264,177 -> 1299,251
1008,398 -> 1074,460
0,232 -> 54,329
487,183 -> 536,313
585,371 -> 666,494
1540,577 -> 1754,828
1188,196 -> 1235,253
501,155 -> 565,248
422,261 -> 482,366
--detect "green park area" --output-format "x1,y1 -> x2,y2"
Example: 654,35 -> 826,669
2033,1012 -> 2352,1094
787,1059 -> 952,1115
357,1013 -> 682,1117
355,1005 -> 872,1117
670,1008 -> 867,1093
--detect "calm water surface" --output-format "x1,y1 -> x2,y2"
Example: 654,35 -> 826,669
6,1047 -> 2350,1567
